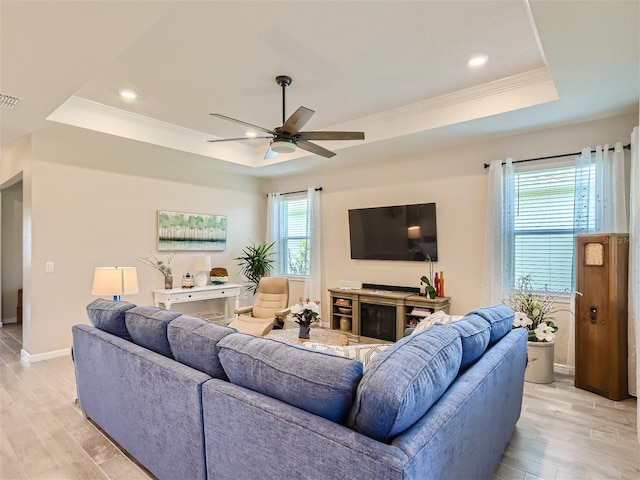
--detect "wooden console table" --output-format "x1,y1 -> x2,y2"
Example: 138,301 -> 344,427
328,287 -> 450,342
153,284 -> 242,321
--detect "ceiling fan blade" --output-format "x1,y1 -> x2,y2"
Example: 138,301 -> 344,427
207,136 -> 272,143
298,131 -> 365,141
209,113 -> 274,135
297,139 -> 336,158
281,106 -> 315,135
264,148 -> 278,160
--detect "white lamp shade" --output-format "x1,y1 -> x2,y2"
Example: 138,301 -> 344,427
193,255 -> 212,287
92,267 -> 139,297
192,255 -> 212,272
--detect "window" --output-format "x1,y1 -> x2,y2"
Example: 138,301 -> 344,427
278,194 -> 310,276
512,164 -> 595,293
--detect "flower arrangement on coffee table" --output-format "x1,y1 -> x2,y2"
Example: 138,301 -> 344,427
290,299 -> 320,339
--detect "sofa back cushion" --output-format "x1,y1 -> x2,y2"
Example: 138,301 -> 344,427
86,299 -> 137,341
125,306 -> 182,358
436,315 -> 491,368
347,326 -> 462,442
167,315 -> 235,378
468,305 -> 515,346
217,333 -> 363,423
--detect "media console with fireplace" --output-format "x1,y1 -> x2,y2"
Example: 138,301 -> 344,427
328,284 -> 450,342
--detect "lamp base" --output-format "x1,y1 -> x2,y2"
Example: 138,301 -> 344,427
194,272 -> 209,287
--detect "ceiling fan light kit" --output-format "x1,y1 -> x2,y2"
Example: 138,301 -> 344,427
270,138 -> 297,154
208,75 -> 364,159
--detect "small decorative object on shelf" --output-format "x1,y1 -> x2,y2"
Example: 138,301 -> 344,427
210,267 -> 229,284
182,273 -> 195,289
138,251 -> 176,289
439,271 -> 445,297
290,298 -> 320,339
420,275 -> 436,299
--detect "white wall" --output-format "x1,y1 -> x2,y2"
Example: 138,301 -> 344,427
264,112 -> 639,366
1,181 -> 23,323
23,127 -> 264,357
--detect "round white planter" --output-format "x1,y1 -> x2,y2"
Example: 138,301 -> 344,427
525,341 -> 555,384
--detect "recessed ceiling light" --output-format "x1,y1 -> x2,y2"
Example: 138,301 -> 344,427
246,131 -> 257,137
467,54 -> 489,68
119,90 -> 137,100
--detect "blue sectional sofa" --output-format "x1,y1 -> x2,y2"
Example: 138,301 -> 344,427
72,300 -> 527,480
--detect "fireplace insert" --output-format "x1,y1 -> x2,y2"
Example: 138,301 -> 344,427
360,302 -> 396,342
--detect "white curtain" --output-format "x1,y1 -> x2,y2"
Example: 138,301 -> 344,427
304,188 -> 323,319
266,192 -> 284,277
480,158 -> 514,306
629,127 -> 639,402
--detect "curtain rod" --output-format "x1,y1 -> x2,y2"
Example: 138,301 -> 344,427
268,187 -> 323,196
483,143 -> 631,169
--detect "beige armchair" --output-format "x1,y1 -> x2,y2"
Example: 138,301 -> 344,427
228,277 -> 290,336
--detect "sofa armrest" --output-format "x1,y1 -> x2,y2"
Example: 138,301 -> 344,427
234,306 -> 253,315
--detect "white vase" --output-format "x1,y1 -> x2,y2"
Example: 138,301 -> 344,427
525,341 -> 555,384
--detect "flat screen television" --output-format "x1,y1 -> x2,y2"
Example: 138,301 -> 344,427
348,202 -> 438,262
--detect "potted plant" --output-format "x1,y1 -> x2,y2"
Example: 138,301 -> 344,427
138,252 -> 176,289
504,275 -> 563,384
235,241 -> 275,294
290,299 -> 320,339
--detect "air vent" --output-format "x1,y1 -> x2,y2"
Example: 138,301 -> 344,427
0,93 -> 20,110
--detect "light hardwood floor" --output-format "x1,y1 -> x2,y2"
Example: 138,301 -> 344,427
1,323 -> 638,480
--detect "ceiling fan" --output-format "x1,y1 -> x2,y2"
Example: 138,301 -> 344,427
208,75 -> 365,159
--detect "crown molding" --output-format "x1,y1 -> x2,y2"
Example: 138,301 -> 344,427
46,67 -> 557,168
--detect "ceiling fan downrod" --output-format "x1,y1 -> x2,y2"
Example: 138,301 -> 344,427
275,75 -> 292,126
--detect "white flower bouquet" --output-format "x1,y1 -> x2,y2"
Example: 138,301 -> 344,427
505,275 -> 561,343
290,299 -> 320,327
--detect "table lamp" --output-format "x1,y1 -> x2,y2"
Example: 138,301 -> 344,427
193,255 -> 212,287
92,266 -> 139,301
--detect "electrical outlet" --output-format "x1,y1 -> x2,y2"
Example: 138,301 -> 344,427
45,261 -> 54,273
243,291 -> 248,300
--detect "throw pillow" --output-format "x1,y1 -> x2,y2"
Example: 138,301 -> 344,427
217,333 -> 363,423
125,306 -> 182,358
347,326 -> 462,442
167,315 -> 235,378
411,310 -> 463,335
86,299 -> 136,341
302,343 -> 392,367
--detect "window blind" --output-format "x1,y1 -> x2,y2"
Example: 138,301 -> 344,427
281,195 -> 310,276
513,164 -> 595,292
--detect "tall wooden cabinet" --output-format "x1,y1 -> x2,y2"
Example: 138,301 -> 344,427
575,233 -> 629,400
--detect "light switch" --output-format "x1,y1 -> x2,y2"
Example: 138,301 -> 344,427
45,261 -> 54,273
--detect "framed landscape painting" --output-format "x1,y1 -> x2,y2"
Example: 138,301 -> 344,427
157,210 -> 227,251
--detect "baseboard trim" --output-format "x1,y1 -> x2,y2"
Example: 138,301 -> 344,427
21,347 -> 72,364
1,317 -> 17,325
554,363 -> 575,376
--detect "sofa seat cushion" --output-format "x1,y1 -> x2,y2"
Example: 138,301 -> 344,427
167,315 -> 236,378
468,305 -> 515,345
86,299 -> 137,341
347,326 -> 462,443
436,314 -> 491,368
217,333 -> 363,423
125,306 -> 181,358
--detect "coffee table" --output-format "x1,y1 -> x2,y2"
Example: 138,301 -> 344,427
266,327 -> 349,346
